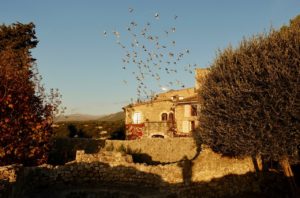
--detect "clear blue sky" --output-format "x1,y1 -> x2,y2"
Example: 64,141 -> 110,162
1,0 -> 299,115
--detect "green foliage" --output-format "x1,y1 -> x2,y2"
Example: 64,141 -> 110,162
67,124 -> 90,138
0,23 -> 62,166
199,15 -> 300,162
67,124 -> 78,138
109,122 -> 125,140
48,137 -> 105,165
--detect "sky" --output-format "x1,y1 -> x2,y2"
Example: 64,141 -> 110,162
1,0 -> 300,115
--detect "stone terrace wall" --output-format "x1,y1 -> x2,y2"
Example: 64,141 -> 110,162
74,150 -> 182,184
1,138 -> 267,198
6,152 -> 182,197
0,145 -> 261,197
75,146 -> 258,184
104,138 -> 197,163
192,145 -> 261,182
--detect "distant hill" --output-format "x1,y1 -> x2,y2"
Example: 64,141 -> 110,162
55,111 -> 124,122
54,114 -> 104,122
98,111 -> 124,121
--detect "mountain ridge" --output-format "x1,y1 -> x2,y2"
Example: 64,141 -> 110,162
55,111 -> 124,122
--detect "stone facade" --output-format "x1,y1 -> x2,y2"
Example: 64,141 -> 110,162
123,68 -> 209,139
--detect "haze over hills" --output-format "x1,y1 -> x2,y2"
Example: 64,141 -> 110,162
98,111 -> 124,122
55,111 -> 124,122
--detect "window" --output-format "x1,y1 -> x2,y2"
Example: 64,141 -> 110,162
191,121 -> 195,131
169,113 -> 174,122
161,113 -> 168,121
184,105 -> 191,117
191,105 -> 198,116
133,112 -> 142,124
182,121 -> 190,133
182,121 -> 195,132
151,134 -> 164,138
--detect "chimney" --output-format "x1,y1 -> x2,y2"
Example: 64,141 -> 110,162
195,68 -> 209,90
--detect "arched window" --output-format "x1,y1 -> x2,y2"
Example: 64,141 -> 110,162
161,113 -> 168,121
151,134 -> 164,138
169,113 -> 174,122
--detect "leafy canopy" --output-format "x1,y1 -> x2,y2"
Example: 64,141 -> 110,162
199,15 -> 300,162
0,22 -> 62,166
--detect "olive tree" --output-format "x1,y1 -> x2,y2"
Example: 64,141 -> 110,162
199,16 -> 300,190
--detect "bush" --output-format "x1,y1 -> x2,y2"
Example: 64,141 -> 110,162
48,137 -> 105,165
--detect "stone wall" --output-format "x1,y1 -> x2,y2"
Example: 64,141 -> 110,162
74,150 -> 182,184
193,145 -> 260,182
0,164 -> 22,198
75,145 -> 258,184
104,138 -> 198,163
0,165 -> 20,183
0,145 -> 261,198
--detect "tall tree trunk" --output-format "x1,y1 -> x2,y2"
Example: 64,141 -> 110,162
279,156 -> 298,197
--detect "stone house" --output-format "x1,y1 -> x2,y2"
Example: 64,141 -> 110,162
123,68 -> 209,139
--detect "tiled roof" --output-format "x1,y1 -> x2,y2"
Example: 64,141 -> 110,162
123,87 -> 198,109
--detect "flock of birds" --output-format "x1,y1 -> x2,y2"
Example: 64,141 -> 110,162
103,8 -> 198,100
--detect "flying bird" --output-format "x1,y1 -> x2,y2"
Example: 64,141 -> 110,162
113,31 -> 120,38
105,11 -> 198,98
130,21 -> 137,27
